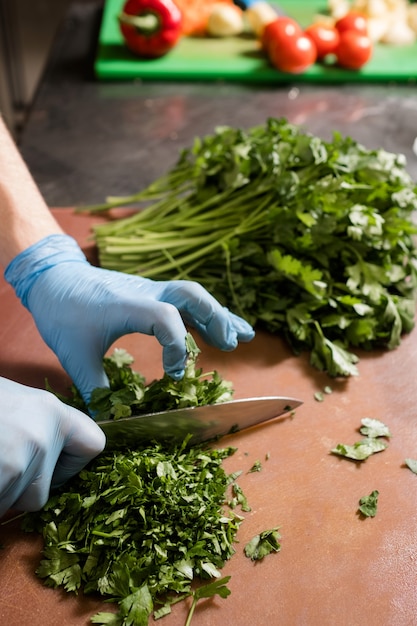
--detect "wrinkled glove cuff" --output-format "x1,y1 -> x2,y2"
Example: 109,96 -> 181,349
4,234 -> 87,308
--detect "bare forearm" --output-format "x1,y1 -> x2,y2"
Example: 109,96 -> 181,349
0,116 -> 63,268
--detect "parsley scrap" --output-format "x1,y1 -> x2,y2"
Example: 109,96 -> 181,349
86,118 -> 417,378
248,460 -> 262,473
332,439 -> 387,461
315,386 -> 333,402
358,490 -> 379,518
405,459 -> 417,474
331,418 -> 390,461
359,418 -> 391,439
244,528 -> 282,561
229,483 -> 251,512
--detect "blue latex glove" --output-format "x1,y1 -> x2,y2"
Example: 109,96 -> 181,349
0,376 -> 105,517
5,234 -> 255,405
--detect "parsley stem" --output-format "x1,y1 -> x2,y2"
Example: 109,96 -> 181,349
0,512 -> 25,525
91,529 -> 117,538
184,597 -> 198,626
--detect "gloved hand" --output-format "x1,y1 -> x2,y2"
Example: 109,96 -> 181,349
0,376 -> 105,517
5,234 -> 255,405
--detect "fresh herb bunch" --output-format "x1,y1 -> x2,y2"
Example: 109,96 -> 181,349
83,118 -> 417,377
23,439 -> 241,626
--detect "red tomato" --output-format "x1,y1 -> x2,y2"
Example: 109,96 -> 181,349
269,30 -> 317,74
335,11 -> 368,35
261,16 -> 302,53
304,23 -> 340,59
335,30 -> 372,69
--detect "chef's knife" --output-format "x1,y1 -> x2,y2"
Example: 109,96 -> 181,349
98,396 -> 302,448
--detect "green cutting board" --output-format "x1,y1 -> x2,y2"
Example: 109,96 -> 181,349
95,0 -> 417,82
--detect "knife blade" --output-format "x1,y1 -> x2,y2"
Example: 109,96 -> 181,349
97,396 -> 302,448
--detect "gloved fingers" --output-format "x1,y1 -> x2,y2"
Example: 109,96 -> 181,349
195,309 -> 255,349
59,345 -> 111,408
105,296 -> 189,380
161,340 -> 187,381
160,280 -> 255,350
51,409 -> 106,489
131,299 -> 188,379
149,302 -> 189,378
0,377 -> 103,517
14,405 -> 105,510
227,310 -> 256,342
56,296 -> 189,394
12,471 -> 52,512
185,316 -> 237,351
4,442 -> 56,513
0,459 -> 38,517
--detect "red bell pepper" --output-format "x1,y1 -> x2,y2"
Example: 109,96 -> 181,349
119,0 -> 183,59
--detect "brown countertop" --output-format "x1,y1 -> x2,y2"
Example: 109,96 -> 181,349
1,209 -> 417,626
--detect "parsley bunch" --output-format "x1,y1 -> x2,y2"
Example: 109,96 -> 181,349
85,118 -> 417,377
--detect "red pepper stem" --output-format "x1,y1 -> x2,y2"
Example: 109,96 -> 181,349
118,11 -> 161,34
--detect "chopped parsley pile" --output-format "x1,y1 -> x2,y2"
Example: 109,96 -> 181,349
83,118 -> 417,377
24,337 -> 280,626
24,439 -> 240,626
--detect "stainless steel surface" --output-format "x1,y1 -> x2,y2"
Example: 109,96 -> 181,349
0,0 -> 74,135
97,396 -> 303,447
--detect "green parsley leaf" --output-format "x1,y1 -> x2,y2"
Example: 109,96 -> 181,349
314,385 -> 333,402
184,577 -> 232,626
36,547 -> 81,592
405,458 -> 417,474
118,586 -> 153,626
331,438 -> 387,461
91,613 -> 122,625
229,483 -> 251,512
359,418 -> 391,439
248,460 -> 262,473
358,490 -> 379,517
193,576 -> 232,601
244,528 -> 281,561
332,416 -> 391,461
153,605 -> 172,620
311,329 -> 359,378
